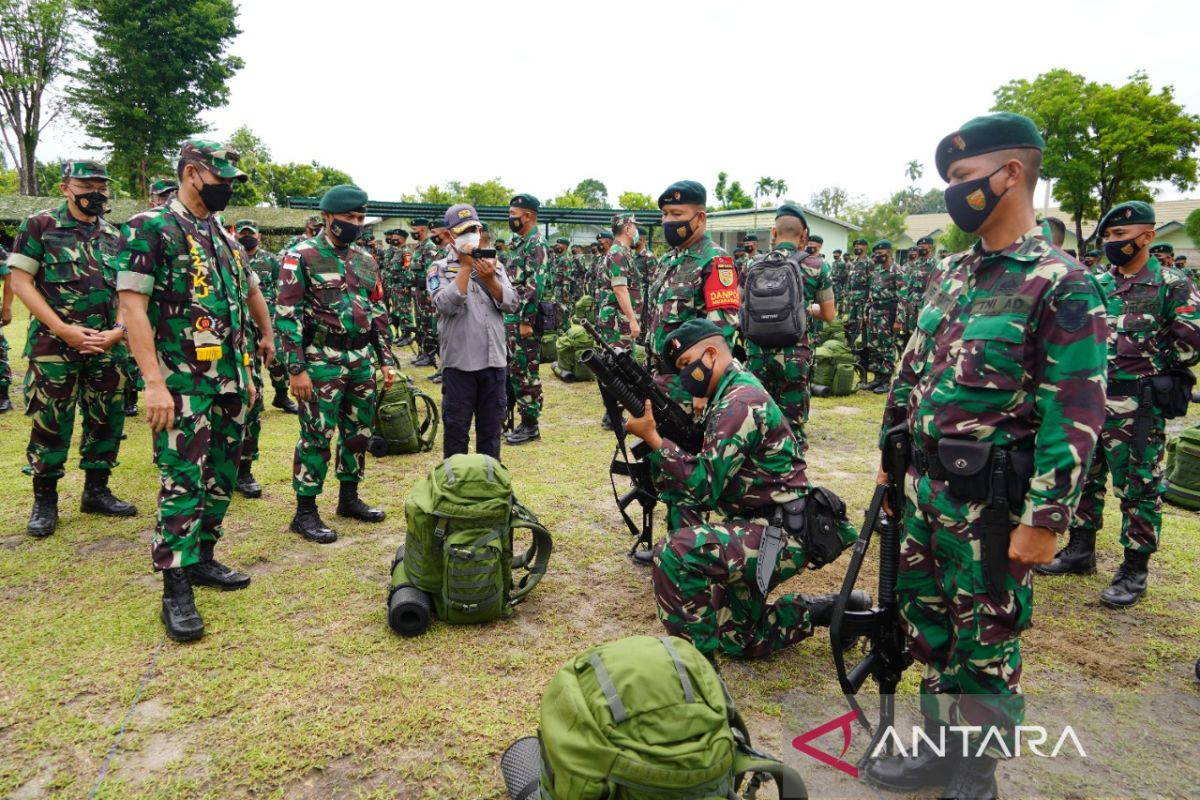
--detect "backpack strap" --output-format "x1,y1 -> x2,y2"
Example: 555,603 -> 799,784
658,637 -> 695,704
587,652 -> 628,724
509,500 -> 552,605
412,388 -> 440,452
442,459 -> 456,485
731,753 -> 809,800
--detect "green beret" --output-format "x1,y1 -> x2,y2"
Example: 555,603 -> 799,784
555,237 -> 570,245
396,229 -> 409,238
743,233 -> 759,242
1149,243 -> 1174,254
411,217 -> 430,227
234,219 -> 258,232
596,231 -> 613,241
1086,249 -> 1102,257
935,112 -> 1045,182
658,180 -> 706,208
917,236 -> 934,245
873,239 -> 893,251
62,160 -> 109,180
809,234 -> 823,244
852,237 -> 868,246
773,203 -> 808,228
662,319 -> 724,366
510,193 -> 540,211
319,184 -> 368,214
149,178 -> 178,194
1096,201 -> 1155,238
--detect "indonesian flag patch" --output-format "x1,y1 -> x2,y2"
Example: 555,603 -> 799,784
282,254 -> 300,271
704,256 -> 740,311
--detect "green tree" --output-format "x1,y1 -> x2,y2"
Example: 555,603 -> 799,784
617,191 -> 655,211
993,69 -> 1200,249
772,178 -> 788,202
848,202 -> 906,244
0,166 -> 18,195
69,0 -> 244,196
1185,207 -> 1200,248
259,162 -> 353,208
713,172 -> 729,207
0,0 -> 76,195
227,125 -> 272,206
808,186 -> 849,218
905,160 -> 924,183
448,178 -> 512,207
754,176 -> 774,209
940,223 -> 979,253
571,178 -> 608,207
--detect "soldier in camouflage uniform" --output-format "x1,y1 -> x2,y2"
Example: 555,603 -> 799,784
409,218 -> 439,367
504,193 -> 549,445
282,215 -> 322,254
844,237 -> 871,346
276,185 -> 398,544
900,235 -> 937,340
633,229 -> 657,316
149,178 -> 178,208
5,160 -> 137,538
1148,242 -> 1174,268
0,240 -> 11,414
595,215 -> 644,348
743,205 -> 835,451
1081,248 -> 1102,273
1037,201 -> 1200,609
381,228 -> 412,344
117,140 -> 275,642
232,219 -> 292,500
625,319 -> 865,662
866,114 -> 1107,799
861,240 -> 904,393
550,237 -> 573,330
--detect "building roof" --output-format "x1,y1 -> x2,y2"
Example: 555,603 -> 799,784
706,204 -> 860,232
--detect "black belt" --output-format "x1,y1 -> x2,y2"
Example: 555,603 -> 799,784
1107,379 -> 1142,397
320,331 -> 371,350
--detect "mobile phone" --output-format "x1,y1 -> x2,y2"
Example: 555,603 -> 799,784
472,248 -> 497,259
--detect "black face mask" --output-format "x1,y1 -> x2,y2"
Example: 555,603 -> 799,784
238,234 -> 258,251
1104,237 -> 1144,267
194,178 -> 233,212
678,351 -> 714,398
663,215 -> 698,247
853,247 -> 864,256
804,246 -> 816,255
944,164 -> 1009,233
508,216 -> 523,233
328,218 -> 361,245
73,191 -> 108,216
873,254 -> 886,264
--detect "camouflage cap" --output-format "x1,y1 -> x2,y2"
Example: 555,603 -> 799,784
234,219 -> 258,232
306,214 -> 322,225
179,138 -> 247,182
149,178 -> 178,194
61,160 -> 109,180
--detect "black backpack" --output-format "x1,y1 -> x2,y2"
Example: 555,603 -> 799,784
740,251 -> 807,348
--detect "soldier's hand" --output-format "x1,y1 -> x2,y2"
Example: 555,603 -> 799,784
876,465 -> 893,515
624,400 -> 662,449
1,305 -> 11,326
290,370 -> 313,402
247,382 -> 257,411
145,383 -> 174,433
692,396 -> 707,415
59,324 -> 103,354
629,319 -> 642,340
1008,523 -> 1057,566
382,365 -> 397,389
93,328 -> 124,352
258,336 -> 276,363
518,323 -> 534,338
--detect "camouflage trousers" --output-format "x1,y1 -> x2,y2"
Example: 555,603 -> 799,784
506,326 -> 543,421
0,327 -> 11,392
22,353 -> 128,479
744,343 -> 811,451
865,303 -> 899,376
415,291 -> 438,352
1071,403 -> 1165,553
240,354 -> 285,467
293,346 -> 377,496
151,392 -> 246,570
123,356 -> 142,393
843,296 -> 866,343
897,468 -> 1034,758
652,508 -> 814,658
595,309 -> 635,349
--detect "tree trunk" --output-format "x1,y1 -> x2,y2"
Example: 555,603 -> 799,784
19,134 -> 39,196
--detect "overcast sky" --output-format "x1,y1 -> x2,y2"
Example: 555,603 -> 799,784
39,0 -> 1200,209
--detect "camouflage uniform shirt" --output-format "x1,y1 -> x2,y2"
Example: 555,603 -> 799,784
645,232 -> 740,362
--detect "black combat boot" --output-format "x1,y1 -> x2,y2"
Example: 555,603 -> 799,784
395,332 -> 414,348
272,390 -> 298,415
80,470 -> 137,516
235,462 -> 262,499
123,387 -> 138,416
161,568 -> 204,642
1035,528 -> 1096,576
940,754 -> 998,800
1100,549 -> 1150,608
505,416 -> 541,445
429,370 -> 443,384
807,590 -> 872,628
866,716 -> 958,791
600,413 -> 613,431
0,389 -> 12,413
188,540 -> 251,590
336,481 -> 386,522
412,351 -> 432,367
27,476 -> 59,538
290,495 -> 337,544
872,374 -> 892,394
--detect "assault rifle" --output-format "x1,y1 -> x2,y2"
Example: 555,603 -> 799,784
829,424 -> 914,766
579,320 -> 704,556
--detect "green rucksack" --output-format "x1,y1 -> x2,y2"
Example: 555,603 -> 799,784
1165,426 -> 1200,510
811,339 -> 856,391
542,332 -> 559,363
369,373 -> 439,456
501,635 -> 807,800
553,324 -> 596,381
388,455 -> 552,635
831,362 -> 858,397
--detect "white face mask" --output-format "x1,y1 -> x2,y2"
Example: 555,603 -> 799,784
454,231 -> 481,254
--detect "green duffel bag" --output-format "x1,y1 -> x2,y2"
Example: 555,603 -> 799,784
817,317 -> 848,346
388,455 -> 552,635
554,324 -> 595,381
501,635 -> 807,800
812,339 -> 855,388
541,332 -> 558,363
1165,426 -> 1200,510
832,362 -> 858,396
368,373 -> 438,456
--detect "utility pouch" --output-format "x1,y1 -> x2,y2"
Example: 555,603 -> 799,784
801,488 -> 855,569
1150,369 -> 1194,419
937,438 -> 994,503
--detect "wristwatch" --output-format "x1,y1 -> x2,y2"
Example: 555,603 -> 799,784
112,322 -> 128,334
287,363 -> 306,376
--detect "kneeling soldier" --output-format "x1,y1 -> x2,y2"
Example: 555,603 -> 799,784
625,319 -> 868,664
276,184 -> 397,544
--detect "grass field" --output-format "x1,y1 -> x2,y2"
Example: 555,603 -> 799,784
2,301 -> 1199,799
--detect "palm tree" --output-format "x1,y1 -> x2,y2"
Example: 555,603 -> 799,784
905,160 -> 924,183
772,178 -> 788,202
754,176 -> 776,226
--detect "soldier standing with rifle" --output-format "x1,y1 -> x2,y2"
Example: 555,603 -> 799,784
1037,201 -> 1200,608
867,113 -> 1107,800
863,240 -> 904,394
